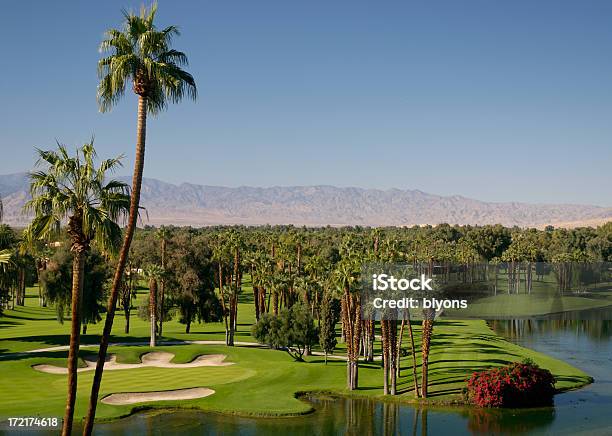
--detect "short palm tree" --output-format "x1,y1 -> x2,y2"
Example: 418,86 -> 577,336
0,250 -> 11,268
22,142 -> 129,436
0,217 -> 11,266
85,4 -> 196,433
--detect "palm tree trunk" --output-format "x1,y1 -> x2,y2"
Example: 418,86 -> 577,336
228,295 -> 235,346
37,264 -> 43,307
124,308 -> 130,334
350,297 -> 361,390
397,317 -> 405,378
341,293 -> 352,388
159,239 -> 166,336
420,313 -> 434,398
149,279 -> 157,347
83,95 -> 147,436
390,319 -> 397,395
368,319 -> 375,362
407,313 -> 420,398
18,268 -> 25,306
381,319 -> 389,395
62,248 -> 85,436
217,263 -> 230,343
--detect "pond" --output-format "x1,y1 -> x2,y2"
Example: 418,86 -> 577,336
82,308 -> 612,435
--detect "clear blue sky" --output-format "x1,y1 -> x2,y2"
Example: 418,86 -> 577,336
1,0 -> 611,206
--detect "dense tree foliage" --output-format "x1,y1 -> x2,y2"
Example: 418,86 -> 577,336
318,294 -> 340,364
252,303 -> 318,361
40,246 -> 109,333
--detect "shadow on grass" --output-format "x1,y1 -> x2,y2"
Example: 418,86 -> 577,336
0,349 -> 73,363
555,375 -> 592,384
434,321 -> 469,327
181,330 -> 227,336
0,320 -> 21,328
1,313 -> 57,322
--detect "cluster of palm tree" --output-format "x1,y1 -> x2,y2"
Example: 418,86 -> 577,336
13,207 -> 610,399
128,222 -> 610,398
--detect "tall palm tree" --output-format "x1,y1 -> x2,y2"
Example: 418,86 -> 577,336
84,5 -> 196,433
211,235 -> 231,342
22,143 -> 128,436
226,229 -> 244,346
143,264 -> 165,347
155,226 -> 170,335
334,257 -> 361,390
420,308 -> 435,398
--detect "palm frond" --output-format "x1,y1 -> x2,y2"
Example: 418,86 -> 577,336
98,2 -> 196,114
0,249 -> 11,265
23,141 -> 130,256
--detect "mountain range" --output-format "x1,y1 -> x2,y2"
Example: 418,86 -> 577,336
1,173 -> 610,228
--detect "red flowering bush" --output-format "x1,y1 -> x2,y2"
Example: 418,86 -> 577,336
464,359 -> 556,408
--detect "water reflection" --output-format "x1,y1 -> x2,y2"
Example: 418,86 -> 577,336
76,398 -> 467,436
79,397 -> 564,436
490,306 -> 612,342
464,407 -> 555,434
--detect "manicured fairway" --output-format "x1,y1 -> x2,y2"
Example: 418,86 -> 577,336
444,271 -> 612,318
448,293 -> 612,318
0,287 -> 592,422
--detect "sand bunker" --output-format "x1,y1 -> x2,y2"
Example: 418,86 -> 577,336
101,387 -> 215,405
32,351 -> 233,374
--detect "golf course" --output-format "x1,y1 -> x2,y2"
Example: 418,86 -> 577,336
1,2 -> 612,435
0,282 -> 595,422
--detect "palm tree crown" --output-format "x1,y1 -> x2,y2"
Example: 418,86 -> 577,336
97,2 -> 197,114
22,142 -> 130,254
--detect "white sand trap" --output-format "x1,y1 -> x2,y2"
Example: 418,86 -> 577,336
32,351 -> 233,374
101,387 -> 214,405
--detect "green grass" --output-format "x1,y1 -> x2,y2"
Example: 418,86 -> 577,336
0,286 -> 593,422
447,293 -> 612,318
445,273 -> 612,318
